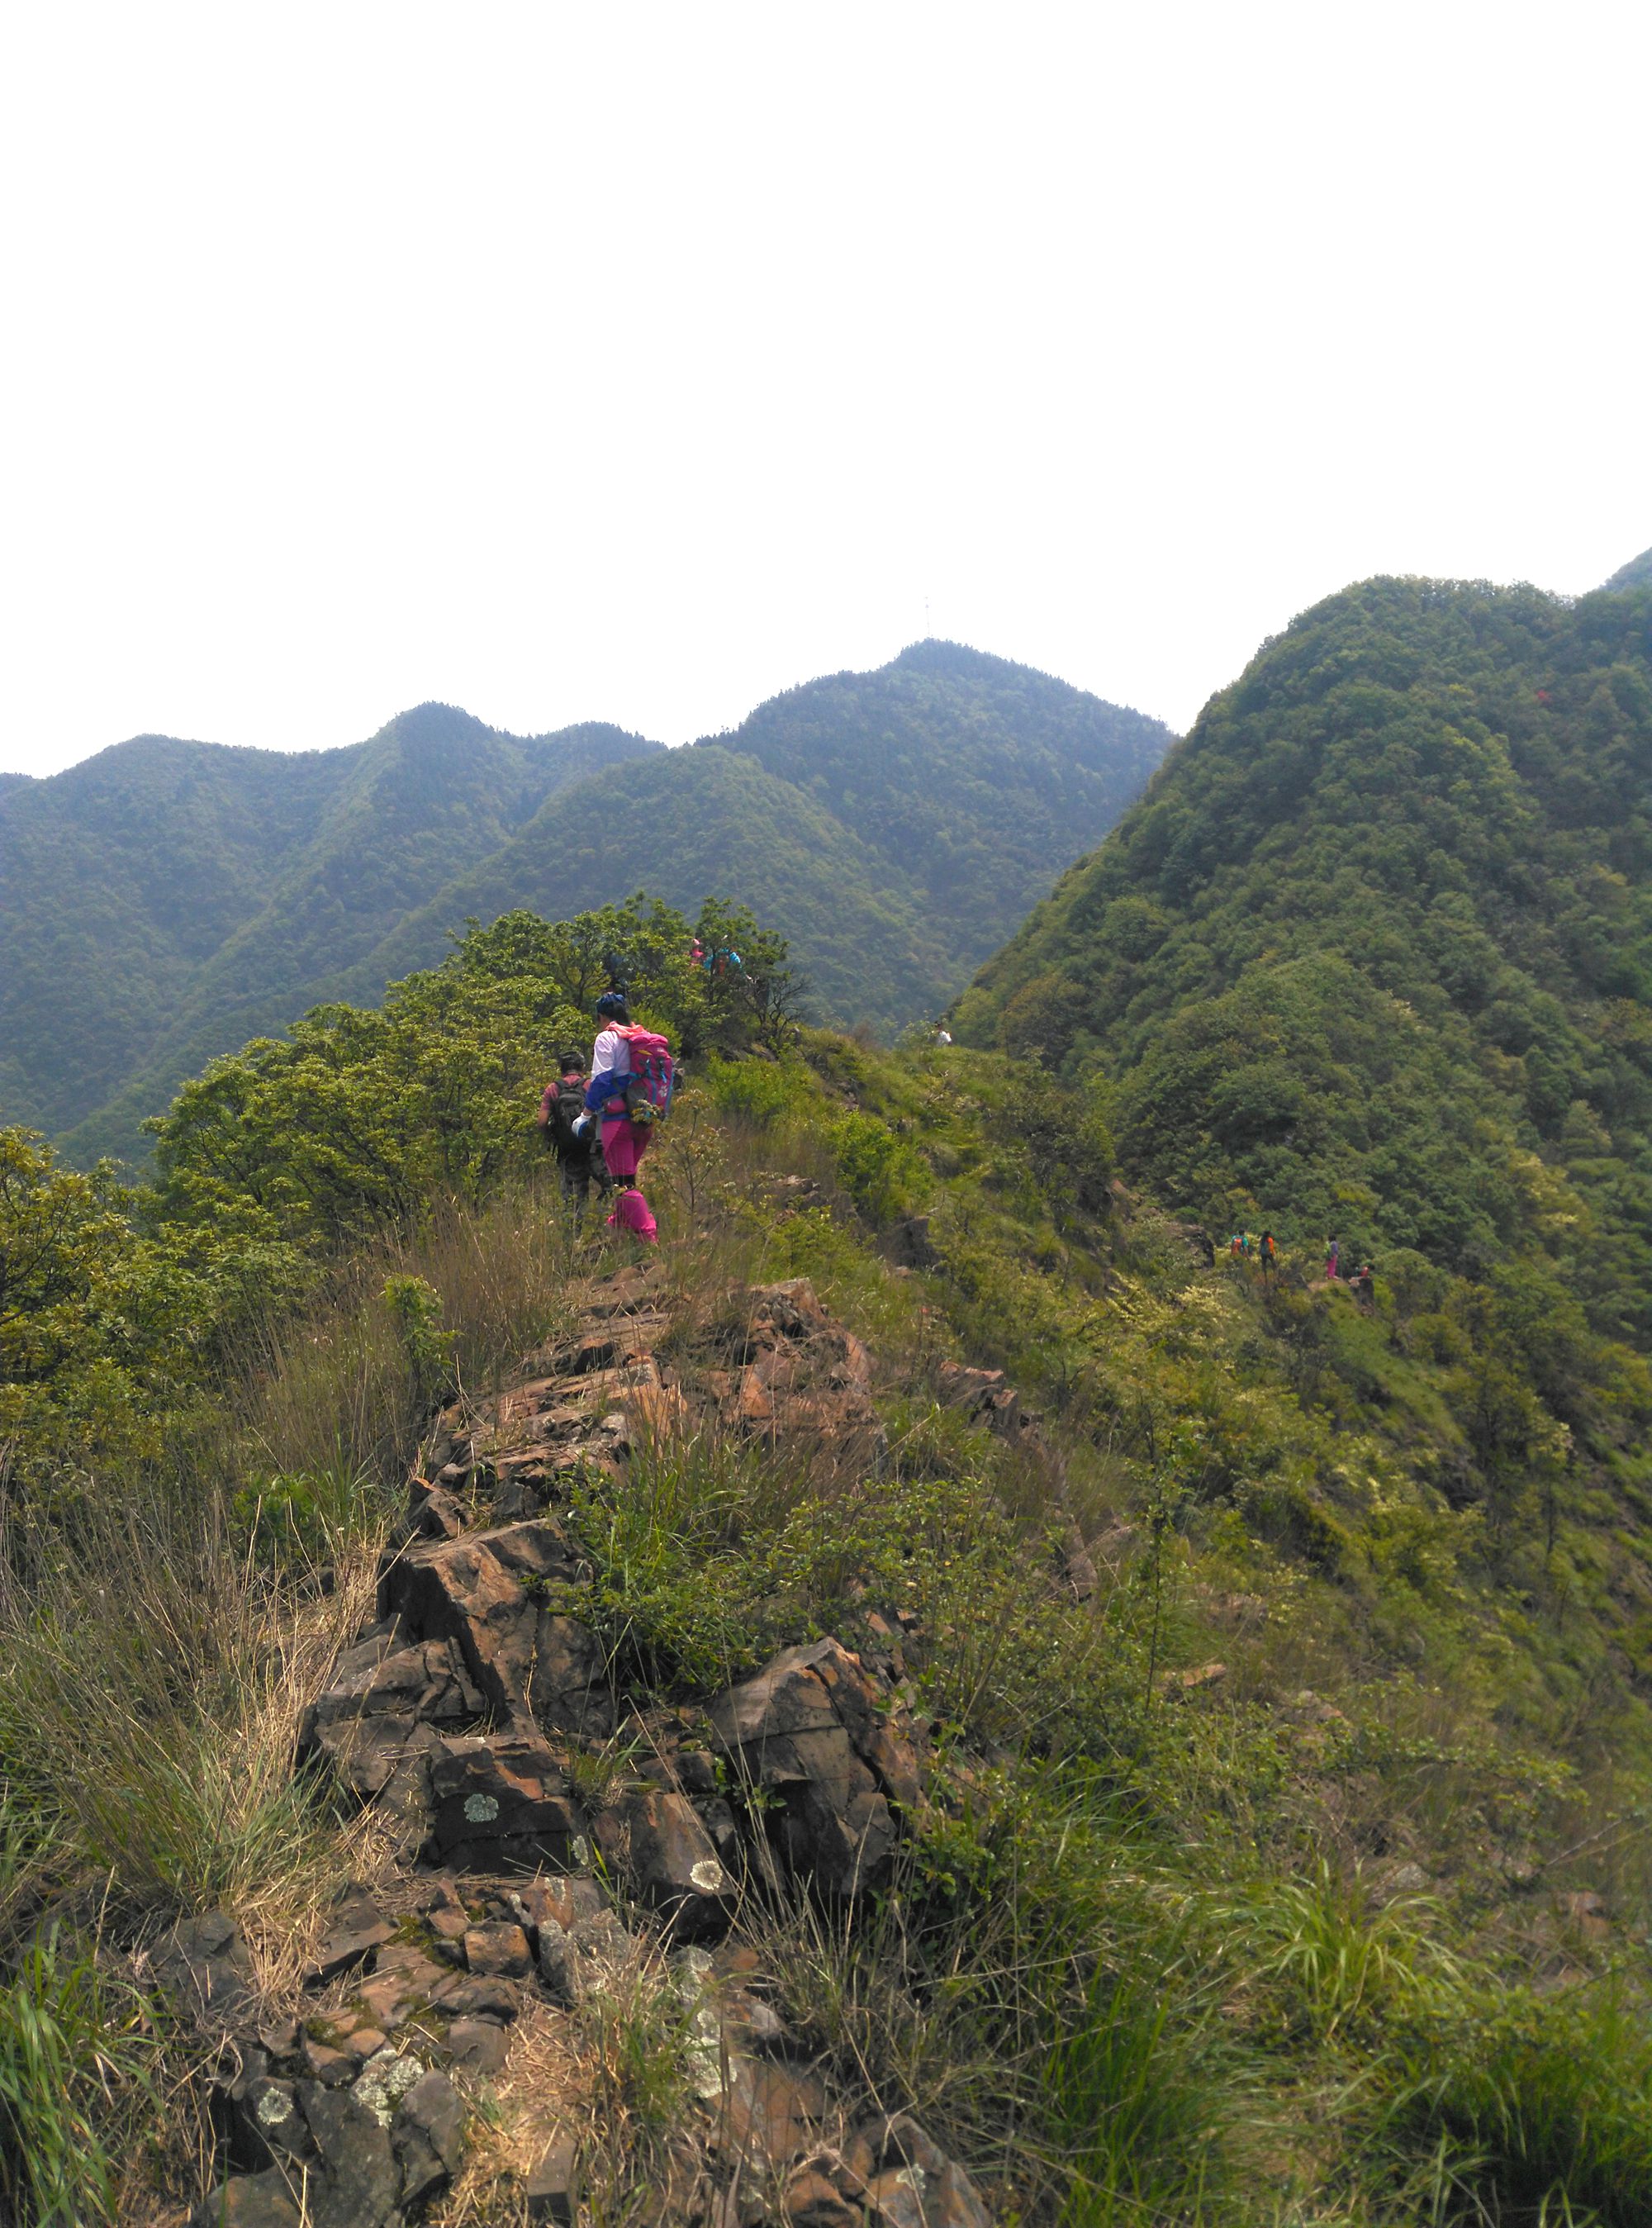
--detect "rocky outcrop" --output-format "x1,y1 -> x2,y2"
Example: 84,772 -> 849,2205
708,1639 -> 920,1898
191,1263 -> 966,2224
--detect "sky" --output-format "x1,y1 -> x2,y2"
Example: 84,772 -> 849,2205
2,2 -> 1649,778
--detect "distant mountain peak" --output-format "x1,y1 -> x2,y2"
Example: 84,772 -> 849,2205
1603,546 -> 1652,591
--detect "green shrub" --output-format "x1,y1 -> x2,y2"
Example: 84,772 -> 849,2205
831,1110 -> 929,1223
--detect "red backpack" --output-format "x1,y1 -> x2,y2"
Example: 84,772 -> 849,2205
616,1027 -> 675,1125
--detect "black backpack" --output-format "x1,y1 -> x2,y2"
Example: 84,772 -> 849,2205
542,1077 -> 592,1158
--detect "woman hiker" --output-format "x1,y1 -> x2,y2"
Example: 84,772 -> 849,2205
575,990 -> 659,1243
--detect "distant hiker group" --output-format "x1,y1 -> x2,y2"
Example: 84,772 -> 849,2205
536,989 -> 675,1244
1211,1228 -> 1376,1305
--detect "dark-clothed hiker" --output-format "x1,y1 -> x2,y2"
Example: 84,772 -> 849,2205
539,1052 -> 605,1213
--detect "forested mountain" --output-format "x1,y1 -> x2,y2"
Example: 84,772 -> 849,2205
2,646 -> 1169,1165
347,641 -> 1168,1040
2,705 -> 657,1161
957,572 -> 1652,1337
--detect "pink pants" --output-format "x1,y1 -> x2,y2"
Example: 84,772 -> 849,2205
601,1119 -> 657,1242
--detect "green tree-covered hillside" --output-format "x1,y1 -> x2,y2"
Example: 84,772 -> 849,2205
3,647 -> 1169,1166
956,575 -> 1652,1340
2,705 -> 656,1161
352,643 -> 1166,1038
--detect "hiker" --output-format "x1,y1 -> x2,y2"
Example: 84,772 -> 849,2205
691,937 -> 706,968
1325,1237 -> 1341,1280
575,990 -> 672,1244
1351,1262 -> 1375,1308
538,1051 -> 606,1215
1260,1230 -> 1277,1278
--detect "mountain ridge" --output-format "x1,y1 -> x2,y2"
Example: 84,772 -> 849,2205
4,647 -> 1171,1165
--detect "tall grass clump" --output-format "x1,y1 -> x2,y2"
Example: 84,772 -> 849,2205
227,1178 -> 577,1489
1048,1969 -> 1241,2226
0,1480 -> 386,1964
0,1930 -> 150,2226
1370,1982 -> 1652,2226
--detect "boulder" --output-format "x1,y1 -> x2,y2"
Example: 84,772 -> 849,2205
591,1786 -> 734,1936
377,1520 -> 577,1723
392,2069 -> 467,2205
306,1884 -> 393,1985
446,2016 -> 510,2074
425,1732 -> 589,1870
188,2170 -> 303,2228
529,1613 -> 616,1739
710,2058 -> 828,2171
150,1909 -> 258,2032
708,1640 -> 919,1897
462,1921 -> 532,1978
296,2080 -> 400,2226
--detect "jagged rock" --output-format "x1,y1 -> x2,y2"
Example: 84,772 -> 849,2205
307,1884 -> 393,1984
936,1361 -> 1028,1437
709,1281 -> 885,1470
711,2058 -> 828,2170
425,1732 -> 590,1869
591,1786 -> 734,1936
377,1519 -> 578,1724
297,2080 -> 400,2226
854,2116 -> 992,2228
784,2167 -> 861,2228
525,2132 -> 580,2225
150,1909 -> 257,2031
529,1613 -> 616,1738
358,1941 -> 447,2030
393,2069 -> 467,2205
430,1971 -> 521,2021
300,1631 -> 483,1808
189,2169 -> 303,2228
301,2031 -> 355,2085
351,2047 -> 427,2129
462,1921 -> 532,1977
510,1874 -> 607,1936
708,1639 -> 919,1897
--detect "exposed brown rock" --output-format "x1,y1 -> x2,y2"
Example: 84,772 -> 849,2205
708,1639 -> 919,1897
591,1785 -> 734,1936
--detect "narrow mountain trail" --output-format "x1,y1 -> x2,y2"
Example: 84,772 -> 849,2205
172,1261 -> 992,2228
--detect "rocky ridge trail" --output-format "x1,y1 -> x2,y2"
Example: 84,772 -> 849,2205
173,1263 -> 993,2228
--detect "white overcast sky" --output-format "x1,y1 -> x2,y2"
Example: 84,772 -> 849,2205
2,2 -> 1649,777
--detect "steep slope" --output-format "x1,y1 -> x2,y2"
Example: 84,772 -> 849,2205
2,706 -> 657,1162
359,643 -> 1171,1043
346,745 -> 956,1037
956,575 -> 1652,1339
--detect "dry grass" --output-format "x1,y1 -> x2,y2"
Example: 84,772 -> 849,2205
227,1176 -> 584,1489
0,1487 -> 396,1988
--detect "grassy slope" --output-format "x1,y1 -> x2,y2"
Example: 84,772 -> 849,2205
11,1018 -> 1652,2219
